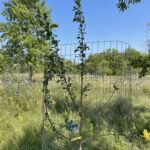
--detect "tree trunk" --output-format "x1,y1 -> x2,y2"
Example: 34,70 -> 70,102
79,142 -> 83,150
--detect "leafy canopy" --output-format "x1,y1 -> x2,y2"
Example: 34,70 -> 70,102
0,0 -> 53,73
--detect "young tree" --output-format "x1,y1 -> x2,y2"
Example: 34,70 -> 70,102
0,0 -> 52,82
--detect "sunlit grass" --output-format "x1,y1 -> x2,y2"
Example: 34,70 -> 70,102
0,74 -> 150,149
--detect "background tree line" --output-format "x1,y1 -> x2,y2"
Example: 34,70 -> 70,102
0,45 -> 149,76
0,0 -> 145,79
65,48 -> 149,76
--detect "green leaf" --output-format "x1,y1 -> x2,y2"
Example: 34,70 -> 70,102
51,24 -> 58,29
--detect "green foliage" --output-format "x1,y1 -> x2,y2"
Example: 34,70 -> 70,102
117,0 -> 141,11
63,59 -> 77,73
84,48 -> 144,75
0,52 -> 5,72
85,49 -> 124,75
131,54 -> 150,77
131,24 -> 150,78
0,0 -> 53,79
143,87 -> 150,96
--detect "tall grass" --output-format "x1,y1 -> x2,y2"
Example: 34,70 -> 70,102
0,74 -> 150,149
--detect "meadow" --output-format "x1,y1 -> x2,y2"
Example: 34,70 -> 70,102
0,73 -> 150,150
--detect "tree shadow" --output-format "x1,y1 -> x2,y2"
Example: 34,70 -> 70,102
2,126 -> 41,150
85,96 -> 150,137
2,125 -> 81,150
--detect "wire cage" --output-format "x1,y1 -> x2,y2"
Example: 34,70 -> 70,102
1,40 -> 149,149
42,40 -> 140,150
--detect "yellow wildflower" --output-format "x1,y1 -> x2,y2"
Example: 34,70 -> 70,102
143,129 -> 150,141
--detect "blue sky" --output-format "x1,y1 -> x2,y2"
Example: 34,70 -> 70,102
0,0 -> 150,51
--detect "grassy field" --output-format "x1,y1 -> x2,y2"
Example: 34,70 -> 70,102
0,73 -> 150,150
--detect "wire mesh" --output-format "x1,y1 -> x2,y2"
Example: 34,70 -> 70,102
42,40 -> 144,150
1,41 -> 149,150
